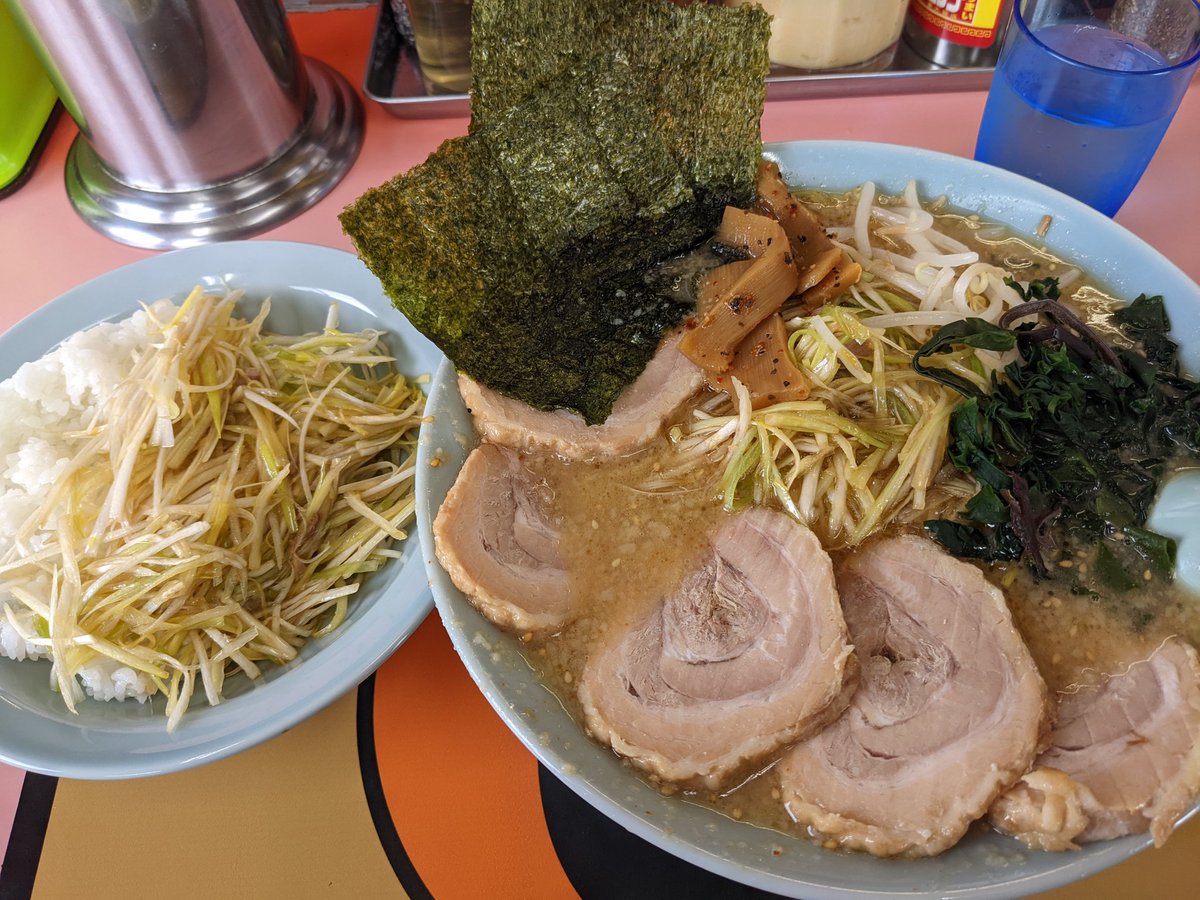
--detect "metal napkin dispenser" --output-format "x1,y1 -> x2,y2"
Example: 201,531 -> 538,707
5,0 -> 363,249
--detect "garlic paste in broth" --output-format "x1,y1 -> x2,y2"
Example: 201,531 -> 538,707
515,189 -> 1200,835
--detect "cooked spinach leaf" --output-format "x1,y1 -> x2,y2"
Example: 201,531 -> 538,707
924,518 -> 1023,562
1005,275 -> 1060,302
1095,542 -> 1141,592
915,280 -> 1191,596
911,318 -> 1016,398
1124,525 -> 1177,578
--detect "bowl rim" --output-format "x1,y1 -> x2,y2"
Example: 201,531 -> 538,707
415,140 -> 1200,898
0,239 -> 440,779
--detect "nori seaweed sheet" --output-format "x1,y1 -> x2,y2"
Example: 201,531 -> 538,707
481,83 -> 635,259
340,0 -> 770,423
340,135 -> 548,341
471,0 -> 770,220
468,0 -> 632,122
582,55 -> 690,219
640,2 -> 770,218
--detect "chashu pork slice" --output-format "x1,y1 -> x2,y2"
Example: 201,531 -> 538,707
579,507 -> 855,790
433,443 -> 570,633
458,330 -> 704,461
990,637 -> 1200,850
778,535 -> 1049,858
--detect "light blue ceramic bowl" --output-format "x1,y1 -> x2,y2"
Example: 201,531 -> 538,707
0,241 -> 441,779
415,141 -> 1200,898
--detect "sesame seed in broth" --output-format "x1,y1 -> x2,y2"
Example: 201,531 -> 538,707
487,188 -> 1200,842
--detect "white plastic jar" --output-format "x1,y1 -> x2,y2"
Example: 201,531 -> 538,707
729,0 -> 909,71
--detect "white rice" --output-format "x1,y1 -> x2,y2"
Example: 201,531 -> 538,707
77,657 -> 153,704
1,602 -> 44,661
0,302 -> 174,703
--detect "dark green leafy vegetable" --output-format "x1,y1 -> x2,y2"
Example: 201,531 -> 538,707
341,0 -> 771,423
945,395 -> 1012,492
1124,525 -> 1177,578
965,483 -> 1011,525
924,518 -> 1023,562
1095,543 -> 1140,592
1005,275 -> 1060,303
918,282 -> 1194,597
912,318 -> 1017,398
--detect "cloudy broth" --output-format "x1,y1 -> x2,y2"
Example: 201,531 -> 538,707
519,450 -> 725,715
509,190 -> 1200,838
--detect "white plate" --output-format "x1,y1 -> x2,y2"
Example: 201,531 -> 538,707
0,240 -> 441,779
415,141 -> 1200,898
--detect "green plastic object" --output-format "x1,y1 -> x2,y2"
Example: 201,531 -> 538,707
0,2 -> 57,194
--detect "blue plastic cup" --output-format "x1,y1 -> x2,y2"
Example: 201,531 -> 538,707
975,0 -> 1200,216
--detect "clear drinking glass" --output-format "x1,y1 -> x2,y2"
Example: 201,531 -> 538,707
975,0 -> 1200,216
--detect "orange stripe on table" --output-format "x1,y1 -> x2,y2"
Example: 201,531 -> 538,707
372,615 -> 578,899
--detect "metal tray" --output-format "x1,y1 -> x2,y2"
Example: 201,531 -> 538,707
364,2 -> 996,119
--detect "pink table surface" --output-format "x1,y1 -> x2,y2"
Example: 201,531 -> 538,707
0,1 -> 1198,884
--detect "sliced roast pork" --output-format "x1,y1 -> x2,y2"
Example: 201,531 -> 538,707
578,507 -> 855,790
458,330 -> 704,460
991,637 -> 1200,849
433,443 -> 570,633
777,535 -> 1049,857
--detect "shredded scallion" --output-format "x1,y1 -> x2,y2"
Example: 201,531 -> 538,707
0,289 -> 425,728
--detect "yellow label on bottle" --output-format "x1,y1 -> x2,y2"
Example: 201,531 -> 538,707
912,0 -> 1006,47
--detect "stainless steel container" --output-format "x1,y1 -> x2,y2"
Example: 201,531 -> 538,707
4,0 -> 364,250
903,0 -> 1014,68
